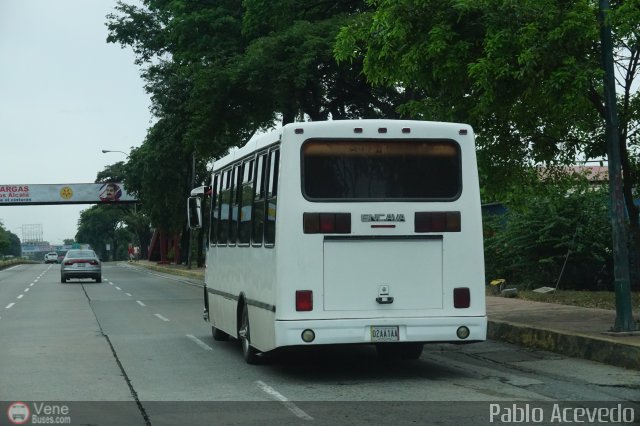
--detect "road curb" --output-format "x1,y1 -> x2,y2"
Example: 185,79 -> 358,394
488,319 -> 640,370
128,262 -> 204,282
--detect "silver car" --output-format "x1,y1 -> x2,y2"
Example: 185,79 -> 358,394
60,249 -> 102,283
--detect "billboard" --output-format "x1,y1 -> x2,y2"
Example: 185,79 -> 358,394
0,183 -> 137,205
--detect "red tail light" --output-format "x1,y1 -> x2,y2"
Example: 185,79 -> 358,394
296,290 -> 313,311
453,287 -> 470,308
303,213 -> 351,234
415,211 -> 461,232
89,260 -> 99,265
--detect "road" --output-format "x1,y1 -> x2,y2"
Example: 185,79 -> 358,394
1,263 -> 639,426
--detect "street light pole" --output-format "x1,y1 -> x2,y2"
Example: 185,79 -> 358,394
101,149 -> 129,158
599,0 -> 635,332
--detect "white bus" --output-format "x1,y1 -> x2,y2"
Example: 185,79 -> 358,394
189,119 -> 487,363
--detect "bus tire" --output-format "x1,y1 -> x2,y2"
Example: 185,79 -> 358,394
212,325 -> 229,341
239,304 -> 260,364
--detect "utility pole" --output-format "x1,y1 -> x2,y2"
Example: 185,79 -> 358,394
599,0 -> 635,331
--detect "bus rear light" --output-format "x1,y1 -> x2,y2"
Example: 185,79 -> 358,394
453,287 -> 470,308
296,290 -> 313,311
415,211 -> 461,232
303,213 -> 351,234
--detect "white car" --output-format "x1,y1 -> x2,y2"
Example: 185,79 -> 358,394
44,252 -> 59,264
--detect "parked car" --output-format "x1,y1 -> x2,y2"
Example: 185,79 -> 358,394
44,252 -> 59,264
60,249 -> 102,283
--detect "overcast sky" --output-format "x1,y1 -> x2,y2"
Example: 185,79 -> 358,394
0,0 -> 151,245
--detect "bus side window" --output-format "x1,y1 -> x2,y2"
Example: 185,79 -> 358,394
229,164 -> 241,245
209,174 -> 220,245
238,158 -> 254,245
217,169 -> 231,245
265,148 -> 279,247
252,152 -> 267,246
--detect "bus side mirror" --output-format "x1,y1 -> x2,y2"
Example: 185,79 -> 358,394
187,196 -> 202,229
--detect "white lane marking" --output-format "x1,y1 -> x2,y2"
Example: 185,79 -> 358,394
29,283 -> 34,287
255,381 -> 314,421
115,286 -> 122,291
125,293 -> 132,297
2,265 -> 19,271
186,334 -> 213,351
17,295 -> 23,299
109,282 -> 114,286
24,288 -> 30,293
5,303 -> 15,309
136,301 -> 146,307
34,279 -> 38,282
154,313 -> 170,322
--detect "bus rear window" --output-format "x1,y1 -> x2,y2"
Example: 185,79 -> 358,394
302,139 -> 461,200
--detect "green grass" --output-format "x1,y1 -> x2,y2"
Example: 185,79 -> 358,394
0,258 -> 37,270
489,287 -> 640,310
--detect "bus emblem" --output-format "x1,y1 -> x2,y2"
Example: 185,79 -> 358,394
361,214 -> 405,222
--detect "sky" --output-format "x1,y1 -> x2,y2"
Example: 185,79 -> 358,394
0,0 -> 152,245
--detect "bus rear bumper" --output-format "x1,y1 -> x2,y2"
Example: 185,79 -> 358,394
274,316 -> 487,348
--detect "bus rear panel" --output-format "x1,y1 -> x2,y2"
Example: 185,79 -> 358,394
203,120 -> 486,357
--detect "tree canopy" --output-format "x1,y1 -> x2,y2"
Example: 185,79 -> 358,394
104,0 -> 640,280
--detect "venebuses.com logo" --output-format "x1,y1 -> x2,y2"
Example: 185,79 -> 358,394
7,402 -> 30,425
6,402 -> 71,425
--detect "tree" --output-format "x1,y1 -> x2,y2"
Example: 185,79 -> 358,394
75,205 -> 127,260
106,0 -> 405,156
0,222 -> 10,255
484,174 -> 613,290
106,0 -> 405,261
335,0 -> 640,285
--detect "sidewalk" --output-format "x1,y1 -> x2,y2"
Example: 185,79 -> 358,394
131,261 -> 640,370
488,296 -> 640,370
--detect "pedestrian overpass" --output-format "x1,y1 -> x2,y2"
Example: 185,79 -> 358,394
0,183 -> 137,205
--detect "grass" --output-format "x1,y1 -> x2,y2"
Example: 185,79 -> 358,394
488,286 -> 640,310
0,258 -> 37,270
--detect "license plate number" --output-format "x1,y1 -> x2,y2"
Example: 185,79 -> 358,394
370,326 -> 399,342
76,263 -> 85,267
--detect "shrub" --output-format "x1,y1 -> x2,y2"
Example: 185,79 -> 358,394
484,175 -> 613,290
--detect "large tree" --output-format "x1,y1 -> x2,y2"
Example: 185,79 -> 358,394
106,0 -> 404,155
335,0 -> 640,282
106,0 -> 406,248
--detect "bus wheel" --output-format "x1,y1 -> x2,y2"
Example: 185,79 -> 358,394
239,304 -> 259,364
212,325 -> 229,341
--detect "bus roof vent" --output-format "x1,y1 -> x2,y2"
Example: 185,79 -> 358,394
354,127 -> 363,134
459,129 -> 468,135
402,127 -> 411,134
378,127 -> 388,133
295,128 -> 304,134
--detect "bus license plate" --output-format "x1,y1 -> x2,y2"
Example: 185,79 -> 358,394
371,326 -> 399,342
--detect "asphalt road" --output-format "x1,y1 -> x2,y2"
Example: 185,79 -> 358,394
1,263 -> 639,426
